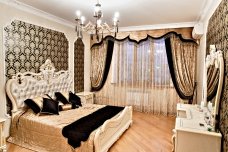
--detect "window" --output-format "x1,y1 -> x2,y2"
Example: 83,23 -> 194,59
153,40 -> 171,85
112,39 -> 172,86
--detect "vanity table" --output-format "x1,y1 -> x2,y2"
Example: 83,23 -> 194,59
172,47 -> 224,152
173,103 -> 221,152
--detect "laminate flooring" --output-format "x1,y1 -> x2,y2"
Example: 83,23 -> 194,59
7,111 -> 175,152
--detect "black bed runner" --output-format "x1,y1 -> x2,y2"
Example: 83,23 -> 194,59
62,105 -> 124,148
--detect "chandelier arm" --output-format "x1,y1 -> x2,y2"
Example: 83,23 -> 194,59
75,1 -> 119,40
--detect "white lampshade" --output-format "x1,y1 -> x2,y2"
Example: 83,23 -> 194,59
81,16 -> 85,24
97,19 -> 102,26
114,12 -> 119,18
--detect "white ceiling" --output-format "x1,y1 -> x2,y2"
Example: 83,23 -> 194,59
14,0 -> 208,29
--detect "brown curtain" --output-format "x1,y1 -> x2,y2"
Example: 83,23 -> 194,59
91,42 -> 107,89
165,34 -> 198,104
95,38 -> 182,115
90,39 -> 114,91
207,65 -> 219,101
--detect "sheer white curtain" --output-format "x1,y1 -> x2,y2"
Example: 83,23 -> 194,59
94,38 -> 183,115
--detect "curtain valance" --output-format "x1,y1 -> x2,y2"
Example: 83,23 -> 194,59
91,32 -> 198,104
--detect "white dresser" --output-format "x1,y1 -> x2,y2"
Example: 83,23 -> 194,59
76,92 -> 94,104
173,103 -> 221,152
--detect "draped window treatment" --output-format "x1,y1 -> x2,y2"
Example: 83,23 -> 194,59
91,39 -> 114,91
207,65 -> 219,101
94,37 -> 183,115
165,35 -> 197,104
91,32 -> 197,115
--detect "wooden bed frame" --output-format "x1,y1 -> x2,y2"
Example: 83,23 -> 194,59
6,59 -> 133,152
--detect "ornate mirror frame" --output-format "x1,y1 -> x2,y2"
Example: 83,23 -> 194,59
204,45 -> 224,131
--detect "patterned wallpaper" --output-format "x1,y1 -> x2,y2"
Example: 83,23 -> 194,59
74,38 -> 84,93
4,20 -> 69,113
206,0 -> 228,151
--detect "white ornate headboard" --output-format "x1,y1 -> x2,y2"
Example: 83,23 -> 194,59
6,59 -> 72,117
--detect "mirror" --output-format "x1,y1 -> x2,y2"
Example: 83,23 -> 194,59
204,45 -> 224,131
207,64 -> 219,101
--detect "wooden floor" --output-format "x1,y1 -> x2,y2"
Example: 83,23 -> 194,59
7,111 -> 175,152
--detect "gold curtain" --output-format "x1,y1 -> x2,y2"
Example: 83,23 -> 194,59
90,41 -> 108,89
207,65 -> 219,101
170,35 -> 197,103
94,38 -> 183,115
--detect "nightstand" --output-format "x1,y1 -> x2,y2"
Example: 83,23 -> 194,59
0,118 -> 6,152
76,92 -> 94,104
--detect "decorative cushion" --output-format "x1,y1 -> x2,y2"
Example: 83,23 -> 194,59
41,98 -> 59,115
45,93 -> 63,106
69,92 -> 82,106
24,96 -> 43,114
59,103 -> 78,111
59,101 -> 64,106
55,92 -> 69,104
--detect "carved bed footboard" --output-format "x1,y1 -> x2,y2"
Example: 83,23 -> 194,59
94,106 -> 133,152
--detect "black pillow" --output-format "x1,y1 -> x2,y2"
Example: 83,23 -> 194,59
41,98 -> 59,115
69,92 -> 82,106
24,99 -> 41,114
55,92 -> 69,104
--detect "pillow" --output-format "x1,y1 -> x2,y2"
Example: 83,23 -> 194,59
45,93 -> 64,106
69,92 -> 82,106
59,103 -> 78,111
24,96 -> 43,114
41,98 -> 59,115
55,92 -> 69,104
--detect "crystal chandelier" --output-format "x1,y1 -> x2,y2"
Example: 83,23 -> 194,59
75,0 -> 119,41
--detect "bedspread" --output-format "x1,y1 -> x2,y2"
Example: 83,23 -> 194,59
63,105 -> 124,148
8,104 -> 106,152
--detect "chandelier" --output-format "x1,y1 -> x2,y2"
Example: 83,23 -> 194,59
75,0 -> 119,41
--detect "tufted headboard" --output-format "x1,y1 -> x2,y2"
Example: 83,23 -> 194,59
6,59 -> 73,118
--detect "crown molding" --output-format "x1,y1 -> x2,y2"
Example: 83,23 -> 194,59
119,22 -> 196,32
199,0 -> 222,22
0,0 -> 75,28
195,0 -> 208,22
0,0 -> 208,32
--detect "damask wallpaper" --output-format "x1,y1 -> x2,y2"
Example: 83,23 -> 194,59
4,20 -> 69,113
74,38 -> 84,93
207,0 -> 228,151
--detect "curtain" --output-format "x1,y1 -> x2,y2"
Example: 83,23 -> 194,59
91,39 -> 114,91
165,34 -> 197,104
207,65 -> 219,101
94,38 -> 183,115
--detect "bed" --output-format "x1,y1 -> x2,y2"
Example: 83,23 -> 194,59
5,59 -> 133,152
